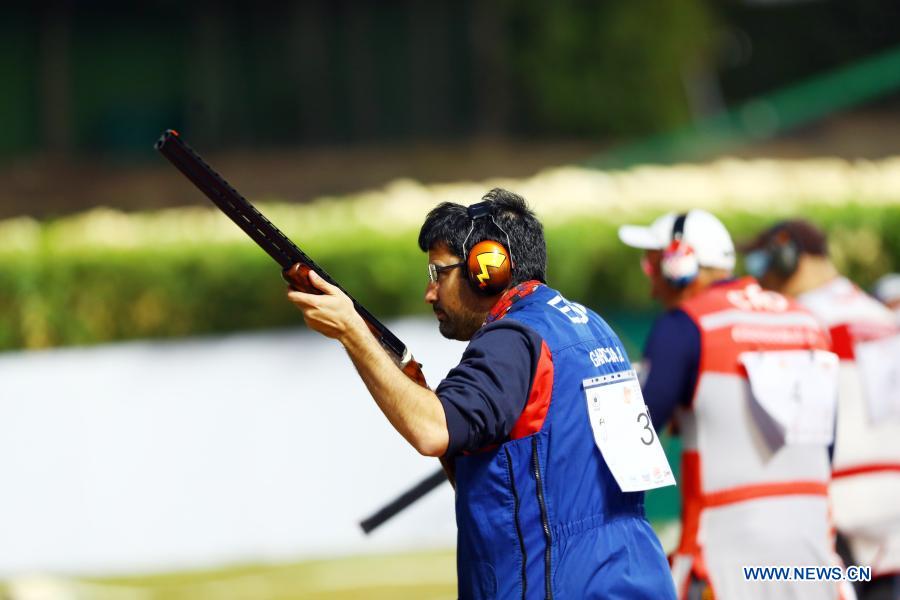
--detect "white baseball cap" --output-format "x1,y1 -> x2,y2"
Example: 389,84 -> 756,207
618,209 -> 736,271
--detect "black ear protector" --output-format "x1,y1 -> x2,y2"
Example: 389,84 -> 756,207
660,213 -> 700,287
765,226 -> 800,277
463,202 -> 514,295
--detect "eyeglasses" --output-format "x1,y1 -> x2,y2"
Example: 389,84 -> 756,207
428,262 -> 464,284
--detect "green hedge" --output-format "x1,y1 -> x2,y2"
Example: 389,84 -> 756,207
0,202 -> 897,352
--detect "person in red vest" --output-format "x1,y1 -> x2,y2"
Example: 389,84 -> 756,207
744,220 -> 900,600
620,210 -> 850,600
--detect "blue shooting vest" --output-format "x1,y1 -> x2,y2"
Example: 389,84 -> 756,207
453,285 -> 675,599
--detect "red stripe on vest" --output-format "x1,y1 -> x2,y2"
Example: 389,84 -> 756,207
832,463 -> 900,479
829,323 -> 898,361
701,481 -> 828,508
509,340 -> 554,439
677,451 -> 703,557
676,451 -> 713,582
829,325 -> 856,360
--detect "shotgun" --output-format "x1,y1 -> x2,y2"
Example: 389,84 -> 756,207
155,129 -> 426,384
155,129 -> 447,531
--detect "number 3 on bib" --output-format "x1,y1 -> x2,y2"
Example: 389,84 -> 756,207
583,370 -> 676,492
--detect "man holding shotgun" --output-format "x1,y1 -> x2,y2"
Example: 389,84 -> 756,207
288,188 -> 675,599
156,131 -> 671,595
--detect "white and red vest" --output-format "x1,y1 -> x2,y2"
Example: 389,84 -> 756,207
670,277 -> 845,600
798,276 -> 900,577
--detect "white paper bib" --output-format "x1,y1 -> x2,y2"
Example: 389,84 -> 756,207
583,369 -> 676,492
740,350 -> 839,447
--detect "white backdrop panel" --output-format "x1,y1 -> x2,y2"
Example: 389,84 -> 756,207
0,318 -> 465,576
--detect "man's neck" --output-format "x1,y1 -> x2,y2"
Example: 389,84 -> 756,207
484,280 -> 543,324
784,256 -> 839,297
668,269 -> 733,309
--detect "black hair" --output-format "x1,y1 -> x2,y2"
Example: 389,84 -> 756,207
417,188 -> 547,285
743,219 -> 829,258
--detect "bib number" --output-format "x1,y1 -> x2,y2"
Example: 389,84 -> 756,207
637,410 -> 655,445
740,350 -> 839,447
583,370 -> 675,492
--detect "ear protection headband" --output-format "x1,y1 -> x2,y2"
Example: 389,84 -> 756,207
764,227 -> 800,277
463,202 -> 513,295
660,213 -> 700,287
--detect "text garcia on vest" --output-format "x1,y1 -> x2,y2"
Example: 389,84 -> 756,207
590,346 -> 626,368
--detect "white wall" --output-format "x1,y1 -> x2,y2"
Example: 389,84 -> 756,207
0,319 -> 466,577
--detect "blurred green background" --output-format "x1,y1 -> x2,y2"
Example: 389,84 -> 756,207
1,203 -> 897,352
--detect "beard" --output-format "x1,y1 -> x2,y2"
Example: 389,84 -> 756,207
434,304 -> 483,341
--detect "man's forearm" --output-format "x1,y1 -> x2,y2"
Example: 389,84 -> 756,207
340,321 -> 450,457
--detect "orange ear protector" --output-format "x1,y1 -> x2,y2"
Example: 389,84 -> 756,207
463,202 -> 513,295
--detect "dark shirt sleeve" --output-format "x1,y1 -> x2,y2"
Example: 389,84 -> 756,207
436,321 -> 543,457
641,309 -> 701,431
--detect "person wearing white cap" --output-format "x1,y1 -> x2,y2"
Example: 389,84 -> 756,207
617,210 -> 737,309
619,210 -> 849,600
